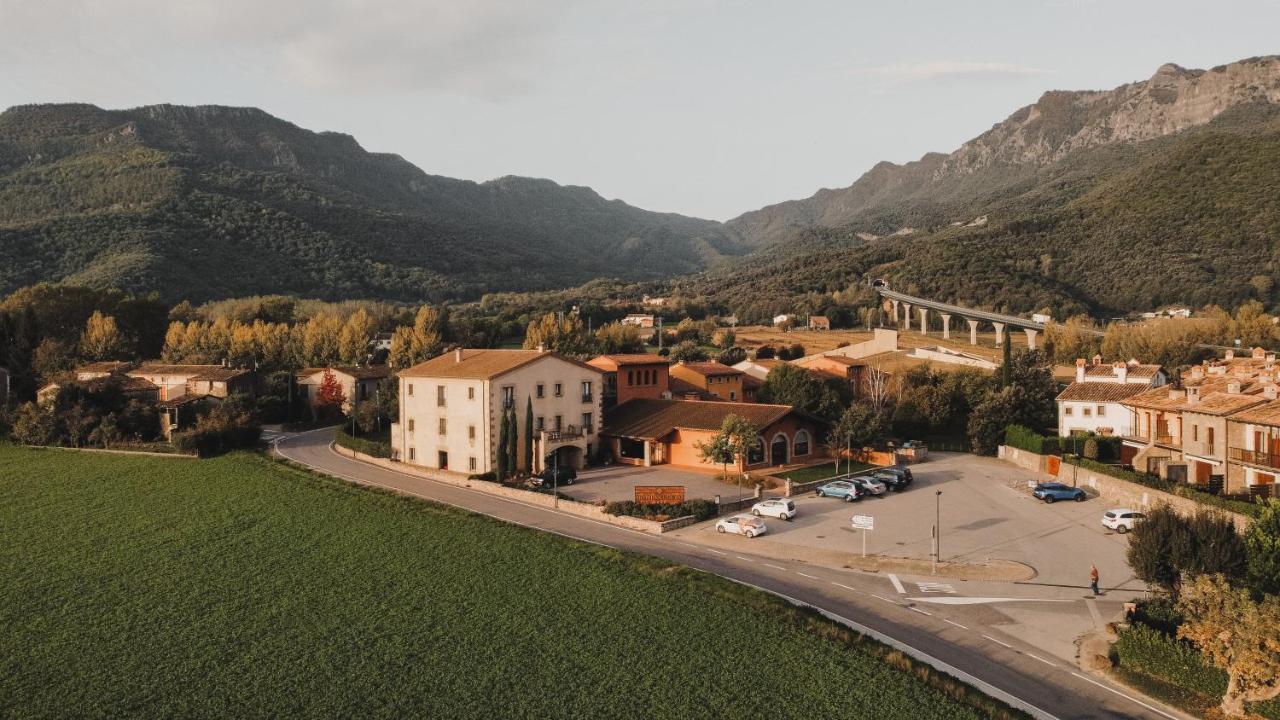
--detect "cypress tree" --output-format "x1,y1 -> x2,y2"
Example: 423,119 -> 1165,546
524,397 -> 535,473
496,410 -> 509,480
1000,338 -> 1012,387
506,408 -> 519,476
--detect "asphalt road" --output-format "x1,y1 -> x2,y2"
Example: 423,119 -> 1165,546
275,429 -> 1190,720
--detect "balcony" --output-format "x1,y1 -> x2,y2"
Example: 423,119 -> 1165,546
1155,434 -> 1179,448
542,426 -> 584,443
1230,447 -> 1280,470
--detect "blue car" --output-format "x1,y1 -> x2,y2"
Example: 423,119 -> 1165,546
816,479 -> 864,502
1033,482 -> 1086,503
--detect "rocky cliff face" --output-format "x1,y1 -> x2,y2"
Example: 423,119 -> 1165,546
729,55 -> 1280,243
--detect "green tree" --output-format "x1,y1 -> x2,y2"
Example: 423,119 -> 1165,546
759,363 -> 820,411
1246,499 -> 1280,597
668,341 -> 709,363
524,397 -> 534,473
1126,505 -> 1195,595
506,407 -> 518,476
695,414 -> 760,483
10,402 -> 56,445
828,402 -> 885,473
30,337 -> 76,382
1177,574 -> 1280,717
496,410 -> 510,481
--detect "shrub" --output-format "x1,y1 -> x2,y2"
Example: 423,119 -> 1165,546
1115,624 -> 1226,699
467,471 -> 496,482
334,427 -> 391,459
1003,424 -> 1059,455
1064,456 -> 1262,518
1082,437 -> 1099,461
604,499 -> 717,522
172,403 -> 261,457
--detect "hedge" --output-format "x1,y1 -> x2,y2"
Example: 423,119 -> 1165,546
172,424 -> 262,458
604,499 -> 717,522
1063,456 -> 1263,519
1115,624 -> 1280,718
1004,425 -> 1059,455
334,428 -> 392,459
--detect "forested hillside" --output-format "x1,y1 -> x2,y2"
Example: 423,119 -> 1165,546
0,104 -> 746,304
697,58 -> 1280,322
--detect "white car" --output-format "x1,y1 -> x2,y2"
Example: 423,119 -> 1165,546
751,498 -> 797,520
715,515 -> 768,538
851,475 -> 887,496
1102,508 -> 1146,534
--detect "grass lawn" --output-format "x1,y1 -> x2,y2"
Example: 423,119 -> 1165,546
0,444 -> 1018,719
777,460 -> 875,484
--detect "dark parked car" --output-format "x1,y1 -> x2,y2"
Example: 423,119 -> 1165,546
533,465 -> 577,487
872,467 -> 913,491
1033,482 -> 1086,503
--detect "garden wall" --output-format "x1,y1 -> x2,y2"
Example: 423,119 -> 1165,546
997,445 -> 1251,531
332,444 -> 692,535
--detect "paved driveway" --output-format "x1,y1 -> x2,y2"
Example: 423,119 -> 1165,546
563,464 -> 754,504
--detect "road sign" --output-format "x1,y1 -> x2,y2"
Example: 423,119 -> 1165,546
635,485 -> 686,504
851,515 -> 874,530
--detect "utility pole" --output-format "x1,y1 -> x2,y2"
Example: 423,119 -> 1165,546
933,489 -> 943,575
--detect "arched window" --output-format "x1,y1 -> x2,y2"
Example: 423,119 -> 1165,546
747,436 -> 766,465
794,430 -> 810,456
770,433 -> 789,465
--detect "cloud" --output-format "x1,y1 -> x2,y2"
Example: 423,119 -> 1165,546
851,61 -> 1048,83
0,0 -> 581,100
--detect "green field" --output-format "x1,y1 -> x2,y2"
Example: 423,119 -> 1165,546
0,444 -> 1016,719
777,460 -> 875,484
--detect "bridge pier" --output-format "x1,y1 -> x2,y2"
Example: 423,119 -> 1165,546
1023,328 -> 1038,351
993,322 -> 1006,347
903,303 -> 912,331
918,307 -> 928,335
967,319 -> 979,345
890,299 -> 900,326
940,313 -> 951,340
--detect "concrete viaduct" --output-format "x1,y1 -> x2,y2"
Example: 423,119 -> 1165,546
874,287 -> 1046,349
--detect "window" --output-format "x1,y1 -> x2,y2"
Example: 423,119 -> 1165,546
1063,406 -> 1073,416
408,384 -> 414,396
437,385 -> 446,407
555,415 -> 562,431
299,385 -> 309,399
747,437 -> 765,465
360,383 -> 369,401
469,457 -> 477,471
1096,405 -> 1105,416
407,419 -> 415,432
1207,427 -> 1215,454
467,386 -> 475,400
468,425 -> 476,441
1193,425 -> 1198,442
536,416 -> 545,430
627,370 -> 634,385
554,383 -> 563,397
408,447 -> 415,461
794,430 -> 811,456
536,383 -> 545,398
438,418 -> 447,435
729,391 -> 737,401
1083,407 -> 1092,417
582,381 -> 593,402
582,413 -> 593,434
501,386 -> 515,409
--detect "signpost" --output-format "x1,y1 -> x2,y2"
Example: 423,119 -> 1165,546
851,514 -> 874,557
635,485 -> 686,505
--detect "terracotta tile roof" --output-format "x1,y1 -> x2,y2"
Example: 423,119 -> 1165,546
602,398 -> 802,440
189,367 -> 254,382
1123,385 -> 1194,411
668,377 -> 713,399
298,366 -> 391,381
1228,399 -> 1280,426
742,375 -> 763,391
398,349 -> 601,380
76,361 -> 133,374
1184,391 -> 1267,416
158,393 -> 209,409
1082,363 -> 1163,379
1056,382 -> 1150,403
131,363 -> 222,377
590,353 -> 668,366
674,361 -> 742,378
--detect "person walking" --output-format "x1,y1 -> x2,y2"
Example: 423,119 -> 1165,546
1089,564 -> 1100,596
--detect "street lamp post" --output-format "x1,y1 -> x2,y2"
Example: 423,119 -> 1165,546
933,489 -> 943,575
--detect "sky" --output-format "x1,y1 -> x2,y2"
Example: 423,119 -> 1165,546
1,0 -> 1278,221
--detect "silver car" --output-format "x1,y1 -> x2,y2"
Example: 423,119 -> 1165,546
851,475 -> 887,495
751,498 -> 797,520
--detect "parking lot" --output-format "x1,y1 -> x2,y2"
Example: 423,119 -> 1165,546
675,452 -> 1143,591
562,464 -> 754,504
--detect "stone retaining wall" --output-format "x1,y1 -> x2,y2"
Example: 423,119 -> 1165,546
997,445 -> 1250,531
333,444 -> 689,535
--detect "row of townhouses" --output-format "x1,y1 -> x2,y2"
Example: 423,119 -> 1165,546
1056,348 -> 1280,498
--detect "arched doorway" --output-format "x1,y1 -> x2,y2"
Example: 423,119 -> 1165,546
747,436 -> 766,466
545,446 -> 583,472
770,434 -> 789,466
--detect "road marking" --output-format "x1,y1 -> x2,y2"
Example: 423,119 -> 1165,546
909,607 -> 932,616
911,597 -> 1074,605
704,548 -> 727,556
1085,599 -> 1105,629
888,573 -> 906,593
1070,672 -> 1179,720
982,634 -> 1013,649
871,593 -> 896,604
944,619 -> 969,630
679,542 -> 699,549
1024,650 -> 1054,666
916,581 -> 956,594
831,582 -> 857,591
764,563 -> 787,571
796,572 -> 818,579
735,556 -> 754,562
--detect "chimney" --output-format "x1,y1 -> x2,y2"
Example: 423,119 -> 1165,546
1167,389 -> 1186,401
455,347 -> 463,363
1075,358 -> 1086,383
1187,386 -> 1200,405
1225,350 -> 1235,361
1265,385 -> 1278,401
1227,380 -> 1242,394
1253,346 -> 1267,359
1268,353 -> 1276,369
1112,362 -> 1128,384
1191,366 -> 1205,379
1091,354 -> 1102,366
536,343 -> 546,353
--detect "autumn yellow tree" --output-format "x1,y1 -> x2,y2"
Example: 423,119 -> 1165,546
1177,574 -> 1280,717
388,305 -> 442,368
79,311 -> 125,361
338,309 -> 375,365
301,312 -> 343,367
523,312 -> 590,355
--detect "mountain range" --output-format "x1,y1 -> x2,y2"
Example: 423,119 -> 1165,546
3,54 -> 1280,316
